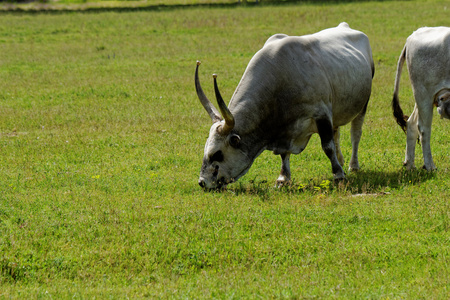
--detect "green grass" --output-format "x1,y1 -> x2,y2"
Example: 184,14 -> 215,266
0,0 -> 254,12
1,0 -> 450,298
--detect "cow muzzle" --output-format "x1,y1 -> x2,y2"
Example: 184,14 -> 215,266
437,92 -> 450,120
198,176 -> 229,190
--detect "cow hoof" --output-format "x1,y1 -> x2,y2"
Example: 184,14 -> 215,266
348,165 -> 360,172
276,177 -> 291,188
403,161 -> 415,170
422,164 -> 437,171
276,182 -> 290,188
333,172 -> 346,182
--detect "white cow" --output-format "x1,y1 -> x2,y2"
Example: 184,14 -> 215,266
196,22 -> 374,189
392,26 -> 450,170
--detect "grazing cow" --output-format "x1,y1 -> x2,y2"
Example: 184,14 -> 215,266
392,26 -> 450,171
196,22 -> 374,189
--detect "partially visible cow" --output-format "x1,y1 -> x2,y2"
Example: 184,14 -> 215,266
196,22 -> 374,189
392,26 -> 450,171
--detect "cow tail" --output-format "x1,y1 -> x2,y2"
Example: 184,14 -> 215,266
392,45 -> 408,133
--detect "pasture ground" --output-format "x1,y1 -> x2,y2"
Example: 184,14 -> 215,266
1,0 -> 449,298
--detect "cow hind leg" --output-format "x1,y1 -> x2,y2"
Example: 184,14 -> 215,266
334,127 -> 345,167
417,102 -> 436,171
404,105 -> 419,170
348,104 -> 367,172
316,118 -> 345,180
276,153 -> 291,187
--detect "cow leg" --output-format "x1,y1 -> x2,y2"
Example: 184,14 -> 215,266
404,105 -> 419,170
316,118 -> 345,180
276,153 -> 291,187
349,103 -> 367,171
417,101 -> 436,171
333,127 -> 345,167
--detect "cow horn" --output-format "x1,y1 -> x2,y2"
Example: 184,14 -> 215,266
195,61 -> 221,123
213,74 -> 235,135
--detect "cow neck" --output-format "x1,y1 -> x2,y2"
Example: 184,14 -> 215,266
227,94 -> 276,160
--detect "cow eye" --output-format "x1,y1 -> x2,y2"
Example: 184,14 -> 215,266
210,150 -> 224,163
229,134 -> 241,148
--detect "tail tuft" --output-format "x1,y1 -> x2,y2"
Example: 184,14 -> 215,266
392,94 -> 408,133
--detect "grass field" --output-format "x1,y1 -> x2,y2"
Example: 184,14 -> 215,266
1,0 -> 450,298
0,0 -> 255,12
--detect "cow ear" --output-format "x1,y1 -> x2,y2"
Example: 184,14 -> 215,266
228,134 -> 241,148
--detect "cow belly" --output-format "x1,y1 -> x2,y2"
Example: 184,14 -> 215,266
332,96 -> 370,127
331,78 -> 372,127
267,117 -> 316,155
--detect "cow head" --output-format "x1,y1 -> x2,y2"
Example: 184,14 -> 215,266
437,92 -> 450,120
195,61 -> 253,189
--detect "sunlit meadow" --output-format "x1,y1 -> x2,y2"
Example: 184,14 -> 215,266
0,0 -> 449,298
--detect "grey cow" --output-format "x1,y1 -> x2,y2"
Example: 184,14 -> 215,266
196,22 -> 375,189
392,26 -> 450,171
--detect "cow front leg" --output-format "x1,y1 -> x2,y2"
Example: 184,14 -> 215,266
316,118 -> 346,180
276,153 -> 291,187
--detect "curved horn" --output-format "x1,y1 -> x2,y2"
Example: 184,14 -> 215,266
195,61 -> 221,123
213,74 -> 235,135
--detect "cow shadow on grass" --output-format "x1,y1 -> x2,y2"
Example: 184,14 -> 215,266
227,168 -> 436,196
337,168 -> 436,194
